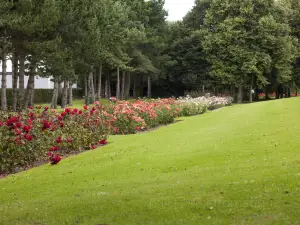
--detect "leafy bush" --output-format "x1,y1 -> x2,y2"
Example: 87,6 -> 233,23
177,96 -> 232,116
0,99 -> 179,174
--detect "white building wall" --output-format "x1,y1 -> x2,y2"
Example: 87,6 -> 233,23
0,60 -> 77,89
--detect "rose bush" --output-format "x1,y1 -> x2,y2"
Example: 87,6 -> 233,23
176,96 -> 233,116
0,99 -> 179,174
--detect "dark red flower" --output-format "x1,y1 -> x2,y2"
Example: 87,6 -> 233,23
91,144 -> 97,149
99,139 -> 107,145
50,154 -> 61,165
29,112 -> 35,119
60,122 -> 64,128
83,105 -> 88,110
51,126 -> 57,132
57,115 -> 63,121
73,108 -> 78,113
56,136 -> 63,144
49,146 -> 59,151
42,120 -> 51,130
15,122 -> 22,128
135,127 -> 140,131
23,125 -> 31,133
24,134 -> 33,141
44,106 -> 49,111
61,111 -> 67,117
65,137 -> 72,143
78,110 -> 83,115
47,151 -> 54,157
14,129 -> 22,135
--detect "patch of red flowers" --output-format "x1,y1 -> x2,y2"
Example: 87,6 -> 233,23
50,154 -> 61,165
56,136 -> 63,144
99,139 -> 107,145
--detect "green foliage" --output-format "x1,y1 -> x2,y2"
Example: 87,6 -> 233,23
0,89 -> 83,106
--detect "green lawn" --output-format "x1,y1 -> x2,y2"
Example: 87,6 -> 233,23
41,99 -> 109,111
1,98 -> 300,225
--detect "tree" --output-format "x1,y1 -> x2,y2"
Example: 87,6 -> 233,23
202,0 -> 295,103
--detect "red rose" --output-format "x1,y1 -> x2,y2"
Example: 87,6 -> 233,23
83,105 -> 88,110
42,120 -> 51,130
25,134 -> 33,141
60,122 -> 64,128
23,125 -> 31,133
78,110 -> 83,115
99,139 -> 107,145
50,154 -> 61,165
49,146 -> 59,151
15,122 -> 22,128
66,137 -> 72,143
57,116 -> 63,121
56,136 -> 63,144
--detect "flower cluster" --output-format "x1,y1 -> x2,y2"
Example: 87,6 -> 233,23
0,99 -> 178,174
176,96 -> 233,116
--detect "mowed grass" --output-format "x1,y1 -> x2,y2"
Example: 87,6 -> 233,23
1,98 -> 300,225
41,99 -> 110,111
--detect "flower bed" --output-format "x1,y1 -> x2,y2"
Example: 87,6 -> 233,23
177,96 -> 233,116
0,99 -> 178,174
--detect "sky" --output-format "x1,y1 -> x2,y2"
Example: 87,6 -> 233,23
164,0 -> 195,21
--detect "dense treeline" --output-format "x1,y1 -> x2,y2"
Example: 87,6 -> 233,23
163,0 -> 300,102
0,0 -> 300,111
0,0 -> 167,110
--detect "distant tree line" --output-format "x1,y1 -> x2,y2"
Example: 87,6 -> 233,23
1,0 -> 300,111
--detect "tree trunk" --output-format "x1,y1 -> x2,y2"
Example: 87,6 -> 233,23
12,51 -> 19,111
147,76 -> 152,98
18,53 -> 25,109
121,71 -> 125,100
84,74 -> 89,105
265,86 -> 270,100
89,69 -> 95,103
58,82 -> 63,106
124,72 -> 131,100
237,85 -> 243,104
105,74 -> 109,99
23,62 -> 36,109
133,74 -> 137,98
51,80 -> 59,109
30,81 -> 35,107
97,63 -> 102,100
61,80 -> 68,108
249,75 -> 254,103
1,46 -> 7,111
108,74 -> 111,98
116,67 -> 120,100
68,81 -> 73,106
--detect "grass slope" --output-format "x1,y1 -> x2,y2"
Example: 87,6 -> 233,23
1,98 -> 300,225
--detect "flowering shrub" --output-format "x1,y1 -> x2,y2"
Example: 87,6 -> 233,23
177,96 -> 233,116
0,99 -> 178,174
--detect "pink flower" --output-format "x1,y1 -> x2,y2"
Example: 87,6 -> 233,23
65,137 -> 72,143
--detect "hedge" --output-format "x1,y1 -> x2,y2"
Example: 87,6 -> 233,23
0,88 -> 84,106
